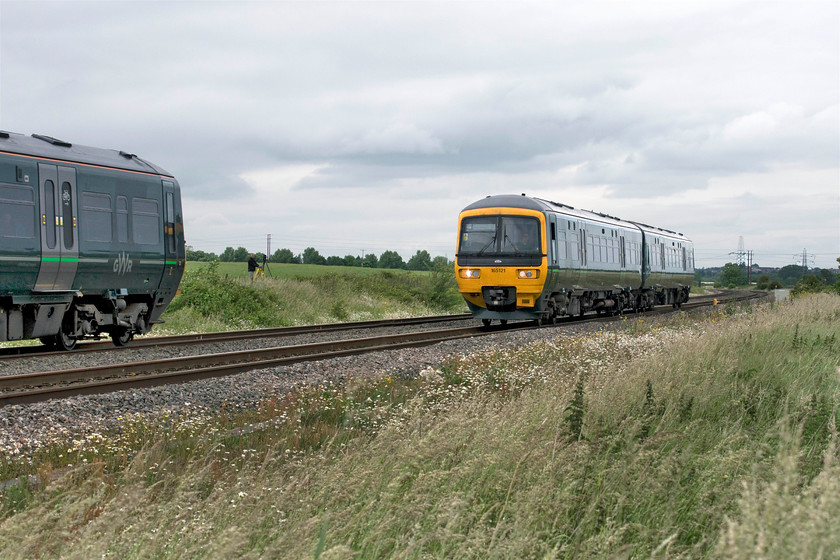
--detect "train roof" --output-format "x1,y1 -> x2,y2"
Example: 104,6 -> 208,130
462,194 -> 692,242
0,131 -> 174,177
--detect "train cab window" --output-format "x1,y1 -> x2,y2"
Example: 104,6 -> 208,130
459,215 -> 540,256
61,182 -> 74,249
132,197 -> 160,245
116,196 -> 129,243
0,183 -> 36,238
81,192 -> 112,242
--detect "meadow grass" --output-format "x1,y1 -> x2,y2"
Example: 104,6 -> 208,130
186,261 -> 418,280
0,295 -> 838,559
158,262 -> 464,334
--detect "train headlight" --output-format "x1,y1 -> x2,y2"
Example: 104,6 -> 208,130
517,269 -> 540,279
459,269 -> 480,279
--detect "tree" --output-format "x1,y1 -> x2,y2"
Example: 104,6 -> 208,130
326,256 -> 345,266
379,250 -> 405,269
778,265 -> 807,287
220,247 -> 236,262
432,255 -> 451,269
233,247 -> 250,262
792,275 -> 826,296
362,253 -> 378,268
185,246 -> 217,262
272,248 -> 298,263
718,262 -> 747,288
755,274 -> 781,290
343,255 -> 360,267
816,268 -> 838,285
302,247 -> 326,265
407,250 -> 432,271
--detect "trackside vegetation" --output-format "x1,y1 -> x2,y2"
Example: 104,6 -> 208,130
0,290 -> 839,558
159,261 -> 464,332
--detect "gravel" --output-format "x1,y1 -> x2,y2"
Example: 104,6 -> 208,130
0,318 -> 602,458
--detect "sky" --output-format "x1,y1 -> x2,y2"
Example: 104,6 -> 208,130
0,0 -> 837,269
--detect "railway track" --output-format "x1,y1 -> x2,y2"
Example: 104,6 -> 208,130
0,291 -> 765,406
0,313 -> 474,358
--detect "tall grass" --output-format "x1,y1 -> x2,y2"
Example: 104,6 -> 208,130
1,295 -> 838,559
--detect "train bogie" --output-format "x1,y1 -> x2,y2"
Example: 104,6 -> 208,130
0,131 -> 185,348
455,194 -> 693,324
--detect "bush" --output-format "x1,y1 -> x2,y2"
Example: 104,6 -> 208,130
792,274 -> 827,296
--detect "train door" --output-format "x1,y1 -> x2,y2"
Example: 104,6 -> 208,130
618,235 -> 627,271
34,164 -> 78,291
579,227 -> 587,267
547,214 -> 557,266
159,179 -> 184,292
162,181 -> 183,265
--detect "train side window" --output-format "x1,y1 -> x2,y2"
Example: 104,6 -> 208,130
557,230 -> 567,260
61,182 -> 74,249
81,192 -> 112,242
132,197 -> 160,245
117,196 -> 129,243
0,183 -> 36,238
44,180 -> 56,249
165,192 -> 176,253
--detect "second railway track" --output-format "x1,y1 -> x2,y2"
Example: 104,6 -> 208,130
0,291 -> 764,406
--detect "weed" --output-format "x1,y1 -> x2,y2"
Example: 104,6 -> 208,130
564,377 -> 586,441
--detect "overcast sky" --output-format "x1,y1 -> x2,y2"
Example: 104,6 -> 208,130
1,1 -> 837,268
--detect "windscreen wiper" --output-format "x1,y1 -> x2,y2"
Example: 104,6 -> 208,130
477,236 -> 497,256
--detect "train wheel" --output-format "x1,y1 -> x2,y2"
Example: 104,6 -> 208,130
112,328 -> 134,347
481,319 -> 492,328
51,330 -> 77,351
500,319 -> 507,326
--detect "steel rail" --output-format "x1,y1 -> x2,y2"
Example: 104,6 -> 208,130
0,313 -> 474,358
0,290 -> 765,406
0,325 -> 491,406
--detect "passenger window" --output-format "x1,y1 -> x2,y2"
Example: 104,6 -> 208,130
0,183 -> 36,238
117,196 -> 129,243
81,192 -> 112,242
132,197 -> 160,245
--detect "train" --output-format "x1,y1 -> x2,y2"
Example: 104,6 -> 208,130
455,194 -> 694,325
0,131 -> 185,350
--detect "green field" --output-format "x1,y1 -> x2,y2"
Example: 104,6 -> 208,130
187,260 -> 410,279
155,261 -> 464,334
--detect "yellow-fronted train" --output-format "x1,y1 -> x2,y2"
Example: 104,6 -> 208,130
0,131 -> 185,349
455,194 -> 694,326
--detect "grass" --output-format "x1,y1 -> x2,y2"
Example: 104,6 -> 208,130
186,260 -> 414,279
0,293 -> 839,558
157,261 -> 464,333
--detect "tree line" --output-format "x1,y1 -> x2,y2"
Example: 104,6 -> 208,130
696,260 -> 840,294
185,246 -> 452,271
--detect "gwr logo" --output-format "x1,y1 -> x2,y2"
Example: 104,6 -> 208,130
113,252 -> 133,275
